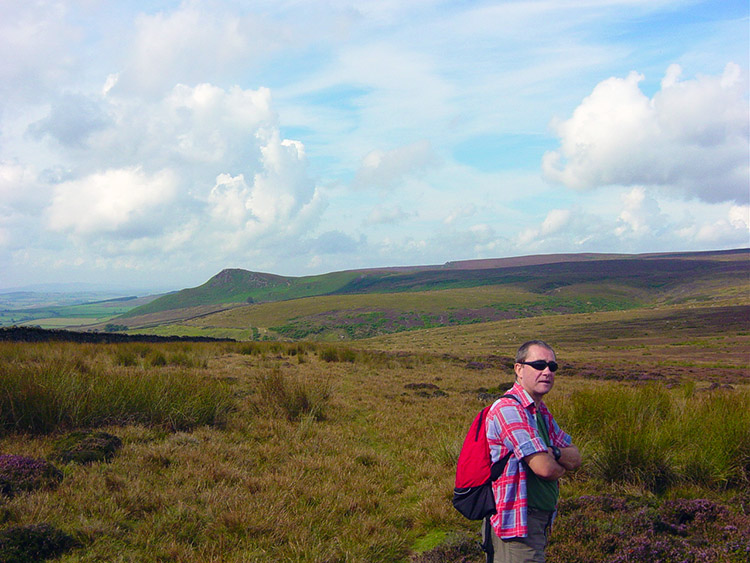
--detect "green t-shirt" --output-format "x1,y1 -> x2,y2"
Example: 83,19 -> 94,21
526,411 -> 559,511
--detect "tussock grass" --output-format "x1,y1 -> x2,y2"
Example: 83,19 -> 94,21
256,368 -> 331,421
0,343 -> 232,435
558,384 -> 750,493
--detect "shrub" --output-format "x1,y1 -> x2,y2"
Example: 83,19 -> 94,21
0,455 -> 63,496
0,523 -> 78,563
674,390 -> 750,490
589,424 -> 677,494
319,346 -> 358,363
51,431 -> 122,464
550,495 -> 750,563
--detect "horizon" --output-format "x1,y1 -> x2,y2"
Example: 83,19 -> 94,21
1,1 -> 748,291
2,246 -> 747,296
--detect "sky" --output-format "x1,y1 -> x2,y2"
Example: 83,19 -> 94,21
0,0 -> 748,292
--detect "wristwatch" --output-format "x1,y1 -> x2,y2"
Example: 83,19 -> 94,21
551,446 -> 562,461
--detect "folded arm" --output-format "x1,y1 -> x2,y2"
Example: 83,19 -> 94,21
557,445 -> 581,472
524,451 -> 565,480
524,444 -> 581,480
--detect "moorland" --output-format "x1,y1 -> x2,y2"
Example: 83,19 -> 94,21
0,248 -> 748,562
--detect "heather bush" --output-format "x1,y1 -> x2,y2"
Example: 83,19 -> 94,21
0,455 -> 63,496
549,495 -> 750,563
0,523 -> 77,563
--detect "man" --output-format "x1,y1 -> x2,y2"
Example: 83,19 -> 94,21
484,340 -> 581,562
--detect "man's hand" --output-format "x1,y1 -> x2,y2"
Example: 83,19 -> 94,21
557,445 -> 581,472
525,451 -> 566,480
525,445 -> 581,480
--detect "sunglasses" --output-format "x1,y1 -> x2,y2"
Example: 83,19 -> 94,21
518,360 -> 558,372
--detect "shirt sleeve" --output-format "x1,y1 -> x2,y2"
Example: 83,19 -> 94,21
546,412 -> 573,448
487,401 -> 548,461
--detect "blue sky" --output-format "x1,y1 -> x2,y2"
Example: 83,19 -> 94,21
0,0 -> 747,291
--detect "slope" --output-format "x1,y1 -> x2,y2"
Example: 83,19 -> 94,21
119,249 -> 749,339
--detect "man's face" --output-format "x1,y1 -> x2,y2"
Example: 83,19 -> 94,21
515,344 -> 556,401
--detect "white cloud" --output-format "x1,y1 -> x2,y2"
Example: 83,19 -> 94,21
28,93 -> 110,148
353,140 -> 437,190
115,4 -> 280,97
614,187 -> 666,238
0,161 -> 37,202
543,63 -> 749,203
105,83 -> 276,172
206,129 -> 324,251
516,208 -> 575,248
728,205 -> 749,230
208,173 -> 250,227
0,1 -> 79,104
541,209 -> 572,236
443,204 -> 476,225
46,167 -> 178,236
310,230 -> 360,254
678,204 -> 750,244
0,1 -> 747,289
509,188 -> 749,255
366,205 -> 411,225
2,75 -> 326,285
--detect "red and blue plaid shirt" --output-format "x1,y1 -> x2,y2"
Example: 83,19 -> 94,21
486,382 -> 572,539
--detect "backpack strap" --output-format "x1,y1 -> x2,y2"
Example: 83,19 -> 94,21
482,515 -> 494,563
488,394 -> 522,482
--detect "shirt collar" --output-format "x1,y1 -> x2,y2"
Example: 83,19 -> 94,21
510,381 -> 549,414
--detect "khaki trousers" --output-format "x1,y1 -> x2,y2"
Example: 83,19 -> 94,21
483,508 -> 553,563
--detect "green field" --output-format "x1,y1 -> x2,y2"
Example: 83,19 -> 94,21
0,295 -> 160,330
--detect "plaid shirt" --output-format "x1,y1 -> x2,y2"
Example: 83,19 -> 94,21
486,382 -> 572,539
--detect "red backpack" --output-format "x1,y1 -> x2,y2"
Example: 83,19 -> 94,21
452,394 -> 521,520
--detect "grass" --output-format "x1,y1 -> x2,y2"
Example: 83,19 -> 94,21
0,342 -> 233,434
0,304 -> 747,561
256,368 -> 331,421
179,284 -> 647,340
556,385 -> 750,494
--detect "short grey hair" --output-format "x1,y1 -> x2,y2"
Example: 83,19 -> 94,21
515,340 -> 555,363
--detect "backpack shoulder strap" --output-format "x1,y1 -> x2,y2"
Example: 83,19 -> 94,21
500,393 -> 521,405
488,393 -> 523,481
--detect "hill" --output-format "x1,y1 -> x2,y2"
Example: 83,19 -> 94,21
114,248 -> 749,339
